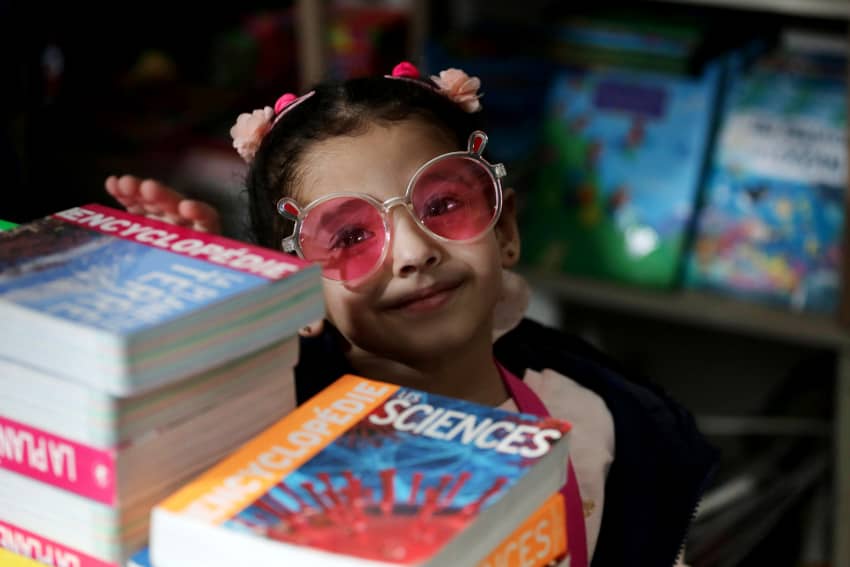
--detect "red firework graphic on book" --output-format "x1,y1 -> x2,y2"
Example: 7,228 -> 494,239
233,468 -> 508,563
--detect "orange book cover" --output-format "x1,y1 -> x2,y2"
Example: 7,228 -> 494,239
478,492 -> 567,567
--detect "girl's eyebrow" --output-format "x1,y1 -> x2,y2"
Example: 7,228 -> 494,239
315,198 -> 373,229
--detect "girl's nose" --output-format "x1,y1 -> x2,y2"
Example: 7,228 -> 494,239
389,207 -> 442,277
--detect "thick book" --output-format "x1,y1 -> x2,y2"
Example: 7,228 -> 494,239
0,336 -> 298,449
128,492 -> 568,567
0,358 -> 295,506
478,491 -> 567,567
0,204 -> 323,395
0,364 -> 298,564
151,375 -> 572,567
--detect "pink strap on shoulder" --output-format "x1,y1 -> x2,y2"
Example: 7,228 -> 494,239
497,363 -> 589,567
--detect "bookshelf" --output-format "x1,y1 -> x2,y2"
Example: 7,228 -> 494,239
291,1 -> 849,564
523,271 -> 850,349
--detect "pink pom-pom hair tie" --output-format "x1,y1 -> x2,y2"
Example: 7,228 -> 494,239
391,61 -> 421,78
229,90 -> 315,163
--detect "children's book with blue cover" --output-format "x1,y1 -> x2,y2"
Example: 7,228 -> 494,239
151,375 -> 572,567
522,58 -> 724,288
127,546 -> 150,567
685,45 -> 847,312
547,11 -> 707,75
0,204 -> 323,395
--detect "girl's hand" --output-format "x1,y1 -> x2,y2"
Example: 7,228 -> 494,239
105,175 -> 222,234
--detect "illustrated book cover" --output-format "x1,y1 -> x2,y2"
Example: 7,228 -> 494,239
151,375 -> 572,567
128,492 -> 567,567
522,57 -> 724,288
685,42 -> 847,312
0,204 -> 322,395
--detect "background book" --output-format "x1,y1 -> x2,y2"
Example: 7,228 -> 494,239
0,203 -> 323,395
685,31 -> 848,313
151,375 -> 572,567
545,9 -> 717,75
521,54 -> 724,288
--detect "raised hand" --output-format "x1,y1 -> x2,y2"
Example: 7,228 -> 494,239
105,175 -> 222,234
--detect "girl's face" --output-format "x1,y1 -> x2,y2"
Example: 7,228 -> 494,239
294,120 -> 519,364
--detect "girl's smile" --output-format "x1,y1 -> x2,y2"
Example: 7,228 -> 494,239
382,279 -> 464,313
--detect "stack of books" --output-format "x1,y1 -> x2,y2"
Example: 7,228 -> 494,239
139,374 -> 573,567
0,204 -> 324,566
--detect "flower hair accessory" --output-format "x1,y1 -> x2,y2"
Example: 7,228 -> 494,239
230,90 -> 315,163
389,61 -> 483,113
430,68 -> 482,113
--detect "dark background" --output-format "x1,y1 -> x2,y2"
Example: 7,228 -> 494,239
3,0 -> 299,225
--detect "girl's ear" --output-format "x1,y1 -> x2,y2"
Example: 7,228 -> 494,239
496,188 -> 521,268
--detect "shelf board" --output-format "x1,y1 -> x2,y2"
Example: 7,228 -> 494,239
522,270 -> 850,348
647,0 -> 850,19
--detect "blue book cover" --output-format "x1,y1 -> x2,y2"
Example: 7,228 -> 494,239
151,375 -> 571,566
685,48 -> 847,312
128,547 -> 151,567
522,58 -> 723,288
0,204 -> 323,395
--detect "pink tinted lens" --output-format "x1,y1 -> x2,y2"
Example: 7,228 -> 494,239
411,157 -> 498,240
299,197 -> 386,280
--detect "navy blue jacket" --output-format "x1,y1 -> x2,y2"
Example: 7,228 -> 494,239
295,318 -> 718,567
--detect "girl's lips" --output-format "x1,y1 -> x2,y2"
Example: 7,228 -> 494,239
386,281 -> 462,312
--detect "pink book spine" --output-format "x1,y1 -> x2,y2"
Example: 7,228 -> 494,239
0,520 -> 116,567
0,416 -> 116,506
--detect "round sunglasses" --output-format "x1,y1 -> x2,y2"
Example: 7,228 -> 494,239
277,131 -> 506,282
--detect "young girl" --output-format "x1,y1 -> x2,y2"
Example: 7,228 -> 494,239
105,62 -> 716,567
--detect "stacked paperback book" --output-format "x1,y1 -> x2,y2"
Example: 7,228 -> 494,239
0,204 -> 324,566
142,374 -> 573,567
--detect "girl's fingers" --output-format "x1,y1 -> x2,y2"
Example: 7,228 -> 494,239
179,200 -> 222,234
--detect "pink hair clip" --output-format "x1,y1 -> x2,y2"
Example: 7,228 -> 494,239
230,91 -> 315,163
